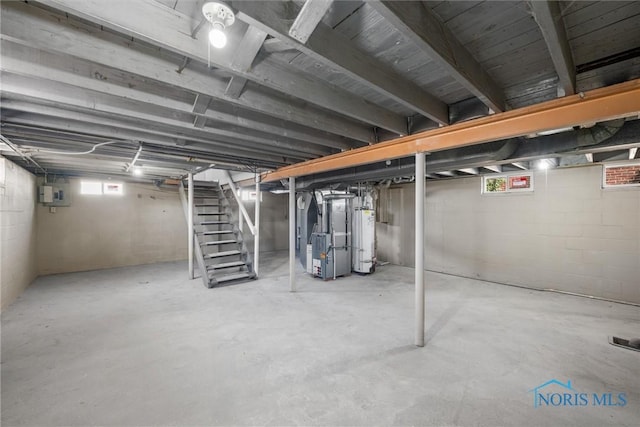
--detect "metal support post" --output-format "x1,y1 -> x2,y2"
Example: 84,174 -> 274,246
415,152 -> 425,347
188,172 -> 194,280
289,176 -> 296,292
254,177 -> 260,277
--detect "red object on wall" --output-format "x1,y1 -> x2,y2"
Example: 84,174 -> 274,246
508,175 -> 531,189
605,165 -> 640,185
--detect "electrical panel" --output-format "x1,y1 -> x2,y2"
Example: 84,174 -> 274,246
39,186 -> 53,204
39,183 -> 71,207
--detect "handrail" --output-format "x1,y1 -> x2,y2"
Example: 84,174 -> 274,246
178,181 -> 209,288
224,170 -> 256,236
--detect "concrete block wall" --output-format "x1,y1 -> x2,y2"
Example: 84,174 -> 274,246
0,157 -> 38,310
37,178 -> 187,275
225,190 -> 289,253
195,168 -> 289,253
377,165 -> 640,304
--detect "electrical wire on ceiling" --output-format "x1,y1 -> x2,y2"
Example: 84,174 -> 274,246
0,133 -> 47,175
125,143 -> 144,173
31,140 -> 128,155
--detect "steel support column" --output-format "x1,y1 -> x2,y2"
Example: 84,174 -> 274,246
187,172 -> 194,280
254,177 -> 261,277
415,152 -> 425,347
289,176 -> 296,292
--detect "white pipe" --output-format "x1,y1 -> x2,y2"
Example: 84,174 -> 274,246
254,177 -> 260,277
125,143 -> 143,172
332,229 -> 336,280
224,171 -> 255,235
289,176 -> 296,292
188,172 -> 194,280
415,152 -> 425,347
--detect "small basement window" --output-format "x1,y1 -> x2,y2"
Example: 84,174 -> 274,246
80,180 -> 103,195
239,189 -> 262,201
482,172 -> 534,194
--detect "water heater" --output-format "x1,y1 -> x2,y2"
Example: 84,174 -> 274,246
352,208 -> 376,273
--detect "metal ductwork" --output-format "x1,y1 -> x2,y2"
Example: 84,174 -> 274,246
425,139 -> 520,172
291,118 -> 635,190
512,119 -> 625,158
294,139 -> 520,189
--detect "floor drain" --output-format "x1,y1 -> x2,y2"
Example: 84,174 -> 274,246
609,336 -> 640,352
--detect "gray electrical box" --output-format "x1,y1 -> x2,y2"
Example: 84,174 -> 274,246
39,182 -> 71,207
39,185 -> 53,203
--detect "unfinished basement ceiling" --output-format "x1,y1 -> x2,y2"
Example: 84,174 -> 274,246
1,0 -> 639,182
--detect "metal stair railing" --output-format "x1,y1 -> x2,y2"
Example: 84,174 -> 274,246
216,183 -> 255,276
179,181 -> 209,288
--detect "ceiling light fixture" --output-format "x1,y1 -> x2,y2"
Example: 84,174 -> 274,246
537,159 -> 555,170
202,2 -> 235,49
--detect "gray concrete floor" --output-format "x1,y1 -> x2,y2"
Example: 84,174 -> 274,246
2,251 -> 639,426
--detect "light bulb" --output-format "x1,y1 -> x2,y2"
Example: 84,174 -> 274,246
208,27 -> 227,48
537,160 -> 549,170
133,168 -> 143,176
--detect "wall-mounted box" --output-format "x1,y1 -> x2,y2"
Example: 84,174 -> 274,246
39,185 -> 53,203
39,183 -> 72,206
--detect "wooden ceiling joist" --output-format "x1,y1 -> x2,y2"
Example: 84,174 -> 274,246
262,79 -> 640,182
529,0 -> 576,96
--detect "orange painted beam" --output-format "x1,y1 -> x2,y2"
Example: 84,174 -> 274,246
262,79 -> 640,182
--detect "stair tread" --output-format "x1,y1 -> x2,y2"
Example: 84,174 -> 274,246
214,272 -> 254,283
184,184 -> 250,285
207,261 -> 246,270
201,239 -> 237,246
190,182 -> 220,187
198,230 -> 234,235
204,250 -> 241,259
